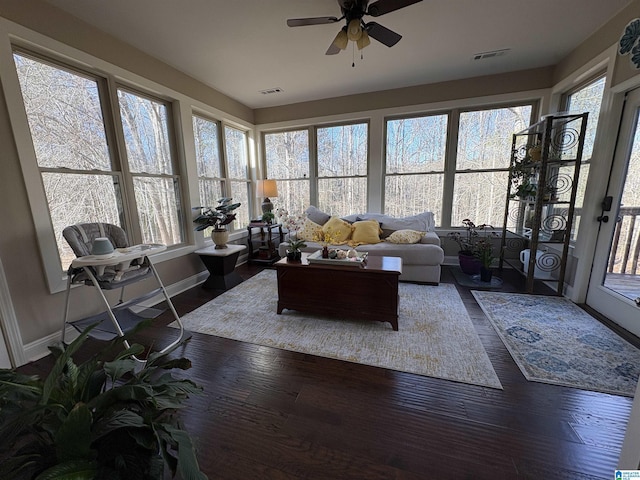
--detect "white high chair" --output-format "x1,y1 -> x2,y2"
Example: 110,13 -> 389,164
61,223 -> 185,359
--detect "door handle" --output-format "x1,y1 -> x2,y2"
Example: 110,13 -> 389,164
597,215 -> 609,223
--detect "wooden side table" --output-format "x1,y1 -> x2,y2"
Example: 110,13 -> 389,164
195,244 -> 246,291
247,223 -> 283,264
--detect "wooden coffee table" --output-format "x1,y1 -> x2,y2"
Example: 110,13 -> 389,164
275,253 -> 402,331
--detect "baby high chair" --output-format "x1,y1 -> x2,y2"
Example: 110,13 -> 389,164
61,222 -> 185,359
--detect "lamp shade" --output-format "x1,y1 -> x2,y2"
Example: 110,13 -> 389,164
256,179 -> 278,198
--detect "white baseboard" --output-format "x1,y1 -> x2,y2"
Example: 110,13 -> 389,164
22,270 -> 209,364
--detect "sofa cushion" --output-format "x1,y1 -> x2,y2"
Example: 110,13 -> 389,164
298,218 -> 323,242
385,229 -> 425,244
350,219 -> 382,245
357,212 -> 435,232
322,216 -> 353,243
305,205 -> 331,226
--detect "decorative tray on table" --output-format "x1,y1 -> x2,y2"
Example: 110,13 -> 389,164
306,250 -> 367,267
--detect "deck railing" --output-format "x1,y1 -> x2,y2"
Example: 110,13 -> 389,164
608,206 -> 640,275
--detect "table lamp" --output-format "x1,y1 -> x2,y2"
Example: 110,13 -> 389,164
256,179 -> 278,214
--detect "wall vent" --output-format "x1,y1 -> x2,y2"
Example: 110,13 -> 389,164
473,48 -> 510,61
259,87 -> 283,95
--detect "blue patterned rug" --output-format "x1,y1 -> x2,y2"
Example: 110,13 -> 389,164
472,291 -> 640,396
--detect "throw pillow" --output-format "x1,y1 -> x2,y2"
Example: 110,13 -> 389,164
385,229 -> 425,244
297,218 -> 323,242
350,219 -> 382,245
305,205 -> 331,226
322,216 -> 353,244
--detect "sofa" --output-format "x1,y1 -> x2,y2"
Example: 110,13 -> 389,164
277,206 -> 444,284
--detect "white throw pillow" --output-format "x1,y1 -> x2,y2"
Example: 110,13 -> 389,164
385,229 -> 425,244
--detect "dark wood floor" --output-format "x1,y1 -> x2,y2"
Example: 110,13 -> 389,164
23,264 -> 638,479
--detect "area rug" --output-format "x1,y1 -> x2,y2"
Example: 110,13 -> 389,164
173,271 -> 502,389
472,291 -> 640,396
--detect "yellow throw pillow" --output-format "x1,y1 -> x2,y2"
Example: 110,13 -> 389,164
321,216 -> 353,244
385,229 -> 425,244
297,218 -> 323,242
350,219 -> 381,245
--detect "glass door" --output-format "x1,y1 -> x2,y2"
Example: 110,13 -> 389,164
587,87 -> 640,336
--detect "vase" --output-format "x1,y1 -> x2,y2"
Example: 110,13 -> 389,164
286,251 -> 302,262
211,228 -> 229,249
322,246 -> 329,258
480,266 -> 493,283
458,252 -> 481,275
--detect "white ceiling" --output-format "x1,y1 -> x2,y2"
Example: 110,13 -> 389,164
44,0 -> 633,109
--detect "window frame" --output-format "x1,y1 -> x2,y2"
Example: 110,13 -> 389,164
262,121 -> 371,217
383,102 -> 537,227
3,40 -> 194,293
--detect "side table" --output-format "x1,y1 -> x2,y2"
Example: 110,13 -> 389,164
247,223 -> 283,264
195,244 -> 246,291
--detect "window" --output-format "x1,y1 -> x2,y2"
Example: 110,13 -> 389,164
13,50 -> 185,271
385,114 -> 448,221
13,52 -> 122,269
263,123 -> 368,217
193,114 -> 223,207
193,116 -> 251,230
453,105 -> 532,227
564,75 -> 606,238
117,88 -> 183,245
264,129 -> 310,216
317,123 -> 368,215
223,125 -> 250,229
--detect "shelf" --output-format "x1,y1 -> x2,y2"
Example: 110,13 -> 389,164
500,112 -> 588,294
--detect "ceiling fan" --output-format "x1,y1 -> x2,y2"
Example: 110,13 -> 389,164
287,0 -> 423,55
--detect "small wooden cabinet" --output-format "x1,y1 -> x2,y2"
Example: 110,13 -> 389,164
247,222 -> 283,264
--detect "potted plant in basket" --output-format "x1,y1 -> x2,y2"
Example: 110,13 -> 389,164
0,322 -> 207,480
447,219 -> 497,275
193,197 -> 241,249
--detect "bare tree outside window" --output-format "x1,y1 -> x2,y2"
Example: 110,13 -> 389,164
565,76 -> 606,238
264,129 -> 310,216
193,115 -> 223,208
13,52 -> 120,268
223,126 -> 250,228
453,106 -> 532,227
117,89 -> 183,245
317,123 -> 368,215
385,115 -> 448,223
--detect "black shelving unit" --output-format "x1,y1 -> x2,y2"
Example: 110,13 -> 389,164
499,113 -> 589,294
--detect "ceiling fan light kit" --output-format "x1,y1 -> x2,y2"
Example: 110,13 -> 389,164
333,28 -> 349,50
287,0 -> 422,61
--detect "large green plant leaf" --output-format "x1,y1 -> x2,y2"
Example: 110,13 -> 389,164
160,424 -> 207,480
55,403 -> 93,462
34,459 -> 97,480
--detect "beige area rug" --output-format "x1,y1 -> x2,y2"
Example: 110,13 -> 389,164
174,270 -> 502,389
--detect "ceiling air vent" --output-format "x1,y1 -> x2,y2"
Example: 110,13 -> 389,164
259,87 -> 283,95
473,48 -> 510,61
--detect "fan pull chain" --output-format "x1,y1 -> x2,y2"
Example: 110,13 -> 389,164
352,42 -> 355,68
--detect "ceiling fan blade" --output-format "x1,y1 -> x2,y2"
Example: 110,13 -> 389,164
366,0 -> 422,17
326,43 -> 341,55
287,16 -> 339,27
365,22 -> 402,47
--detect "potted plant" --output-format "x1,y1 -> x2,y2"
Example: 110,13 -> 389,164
261,211 -> 275,224
509,153 -> 539,200
447,219 -> 496,275
285,239 -> 307,262
0,322 -> 206,480
193,197 -> 241,249
474,238 -> 495,282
